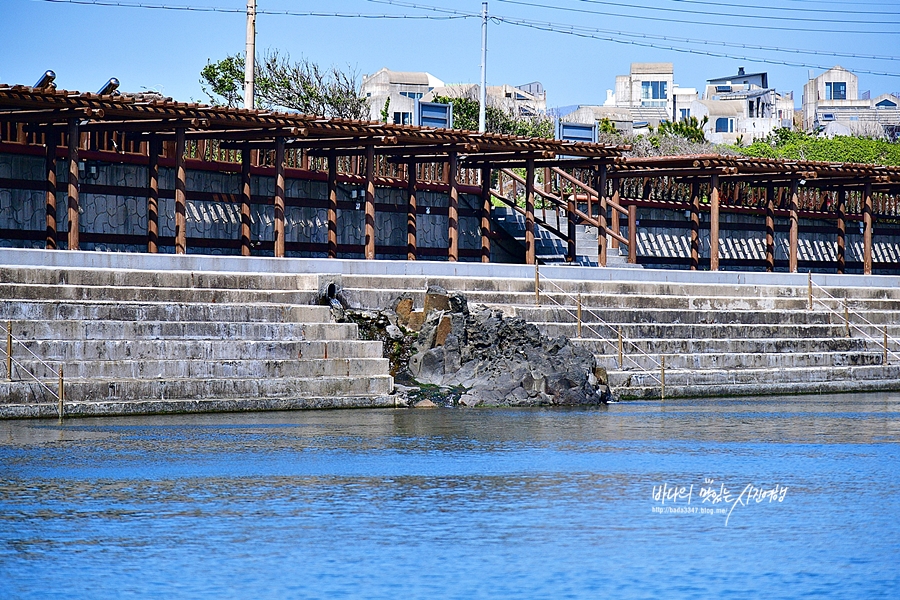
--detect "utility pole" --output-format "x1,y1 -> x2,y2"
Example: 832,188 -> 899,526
244,0 -> 256,109
479,2 -> 488,133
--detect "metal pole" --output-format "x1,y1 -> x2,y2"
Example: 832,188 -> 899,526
244,0 -> 256,109
884,327 -> 889,365
534,263 -> 540,306
660,355 -> 666,400
479,2 -> 488,133
808,272 -> 813,311
576,294 -> 582,338
58,366 -> 64,420
617,328 -> 624,369
6,321 -> 11,380
844,301 -> 850,338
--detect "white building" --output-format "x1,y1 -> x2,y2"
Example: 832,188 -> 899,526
423,81 -> 547,118
360,68 -> 445,124
604,63 -> 698,127
691,67 -> 794,144
802,66 -> 900,138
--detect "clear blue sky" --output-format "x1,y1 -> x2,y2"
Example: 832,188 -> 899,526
2,0 -> 899,110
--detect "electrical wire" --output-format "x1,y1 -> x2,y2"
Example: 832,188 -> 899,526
572,0 -> 900,20
661,0 -> 900,16
496,0 -> 900,34
493,15 -> 900,77
36,0 -> 475,19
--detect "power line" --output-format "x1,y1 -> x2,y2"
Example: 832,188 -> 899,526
496,0 -> 900,34
37,0 -> 474,19
574,0 -> 900,19
660,0 -> 900,16
493,16 -> 900,77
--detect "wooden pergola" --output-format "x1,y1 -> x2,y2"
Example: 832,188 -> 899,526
2,83 -> 899,274
0,84 -> 625,262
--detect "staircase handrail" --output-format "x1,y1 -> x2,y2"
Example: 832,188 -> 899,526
810,279 -> 900,363
537,274 -> 664,387
1,321 -> 62,401
490,189 -> 567,241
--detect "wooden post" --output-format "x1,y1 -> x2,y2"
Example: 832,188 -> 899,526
45,134 -> 57,249
66,120 -> 79,251
567,194 -> 577,264
789,179 -> 799,273
274,136 -> 286,258
610,177 -> 621,251
364,145 -> 376,260
240,143 -> 252,256
627,204 -> 637,264
327,153 -> 338,258
765,184 -> 775,272
174,127 -> 187,254
836,188 -> 846,275
525,158 -> 536,265
598,165 -> 608,267
407,160 -> 418,261
709,174 -> 720,271
690,181 -> 700,270
480,166 -> 491,263
147,135 -> 159,253
863,181 -> 873,275
448,151 -> 459,262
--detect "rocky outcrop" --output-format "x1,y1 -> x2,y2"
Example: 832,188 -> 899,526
341,285 -> 609,408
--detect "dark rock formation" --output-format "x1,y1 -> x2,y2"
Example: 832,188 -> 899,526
343,286 -> 609,408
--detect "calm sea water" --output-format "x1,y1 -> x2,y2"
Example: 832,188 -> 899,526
1,394 -> 899,599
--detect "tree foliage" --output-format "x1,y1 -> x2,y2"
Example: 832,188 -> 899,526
737,129 -> 900,166
656,116 -> 708,144
200,50 -> 369,119
432,95 -> 554,139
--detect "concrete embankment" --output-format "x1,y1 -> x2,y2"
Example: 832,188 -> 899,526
3,247 -> 900,416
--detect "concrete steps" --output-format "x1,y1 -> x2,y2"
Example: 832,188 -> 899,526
0,265 -> 393,417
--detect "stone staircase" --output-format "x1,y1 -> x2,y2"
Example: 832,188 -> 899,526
336,271 -> 900,400
0,266 -> 394,418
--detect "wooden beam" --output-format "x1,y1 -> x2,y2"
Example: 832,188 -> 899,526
789,179 -> 799,273
448,151 -> 459,262
836,188 -> 846,275
408,162 -> 417,261
610,177 -> 621,251
147,136 -> 159,253
864,181 -> 873,275
765,185 -> 775,272
327,154 -> 338,259
45,137 -> 57,250
481,166 -> 491,263
598,165 -> 608,267
274,136 -> 286,258
525,158 -> 536,265
690,181 -> 700,270
710,174 -> 720,271
66,119 -> 79,251
364,145 -> 376,260
628,204 -> 637,264
174,127 -> 187,254
240,144 -> 252,257
567,193 -> 577,264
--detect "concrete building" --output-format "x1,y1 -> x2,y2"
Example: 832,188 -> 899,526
603,63 -> 698,128
360,68 -> 445,124
802,66 -> 900,138
423,81 -> 547,117
691,67 -> 794,145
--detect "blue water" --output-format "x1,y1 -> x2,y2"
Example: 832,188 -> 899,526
2,394 -> 899,599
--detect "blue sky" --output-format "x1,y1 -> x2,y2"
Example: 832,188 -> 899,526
2,0 -> 899,109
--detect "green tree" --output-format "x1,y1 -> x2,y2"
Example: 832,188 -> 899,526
200,50 -> 369,119
737,128 -> 900,166
656,116 -> 708,144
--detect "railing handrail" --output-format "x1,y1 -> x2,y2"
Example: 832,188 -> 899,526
2,321 -> 62,401
810,279 -> 900,363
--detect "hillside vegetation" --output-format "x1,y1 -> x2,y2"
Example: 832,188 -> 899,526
734,129 -> 900,166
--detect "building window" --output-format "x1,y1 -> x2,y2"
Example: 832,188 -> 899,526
393,112 -> 412,125
399,91 -> 423,99
679,108 -> 690,121
642,81 -> 667,100
825,82 -> 847,101
715,117 -> 734,133
876,99 -> 898,108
